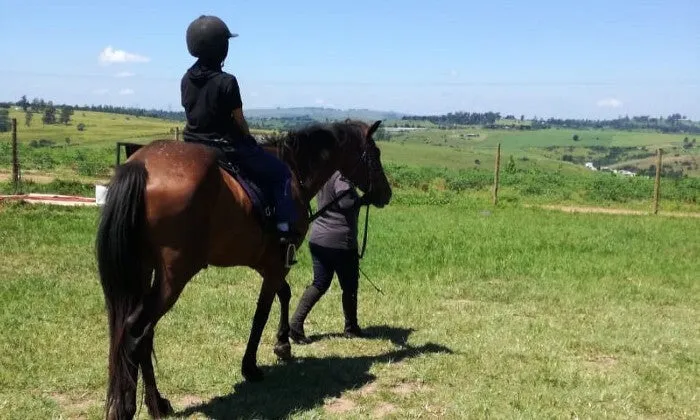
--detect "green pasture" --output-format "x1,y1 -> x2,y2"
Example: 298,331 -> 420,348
0,194 -> 698,419
1,109 -> 179,147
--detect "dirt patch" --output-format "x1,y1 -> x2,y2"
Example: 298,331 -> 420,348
372,402 -> 397,418
443,299 -> 481,306
49,392 -> 95,418
178,394 -> 205,408
324,396 -> 356,414
584,355 -> 618,370
391,380 -> 430,396
356,381 -> 379,396
533,204 -> 700,219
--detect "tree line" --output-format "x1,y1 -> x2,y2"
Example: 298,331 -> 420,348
3,96 -> 699,135
401,111 -> 700,134
403,111 -> 504,126
2,96 -> 186,122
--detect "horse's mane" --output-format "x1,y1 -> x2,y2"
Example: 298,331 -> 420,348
259,120 -> 367,182
261,119 -> 366,149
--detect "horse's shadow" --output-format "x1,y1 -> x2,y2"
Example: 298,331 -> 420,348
178,325 -> 453,420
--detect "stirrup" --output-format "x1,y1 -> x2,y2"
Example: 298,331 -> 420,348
284,243 -> 297,268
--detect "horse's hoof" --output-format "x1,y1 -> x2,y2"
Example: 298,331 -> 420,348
274,343 -> 293,362
158,397 -> 174,417
147,394 -> 174,418
242,363 -> 264,382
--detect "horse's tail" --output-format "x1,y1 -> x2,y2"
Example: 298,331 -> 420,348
95,160 -> 150,418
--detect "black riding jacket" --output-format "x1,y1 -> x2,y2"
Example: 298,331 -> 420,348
180,60 -> 249,145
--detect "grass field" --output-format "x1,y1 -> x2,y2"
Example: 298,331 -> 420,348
3,109 -> 699,179
1,109 -> 179,147
1,196 -> 698,419
382,127 -> 700,177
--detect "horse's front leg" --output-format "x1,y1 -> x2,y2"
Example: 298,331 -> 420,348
241,273 -> 280,381
273,280 -> 293,361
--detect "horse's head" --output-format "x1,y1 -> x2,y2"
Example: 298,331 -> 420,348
332,119 -> 392,208
269,119 -> 392,208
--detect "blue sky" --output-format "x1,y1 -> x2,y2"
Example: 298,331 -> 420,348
1,0 -> 698,118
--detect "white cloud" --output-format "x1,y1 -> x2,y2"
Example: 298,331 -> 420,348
99,46 -> 150,65
315,98 -> 326,105
449,69 -> 458,77
92,88 -> 109,95
114,71 -> 135,78
597,98 -> 623,108
119,88 -> 135,95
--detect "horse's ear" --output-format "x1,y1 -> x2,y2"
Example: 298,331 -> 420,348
368,120 -> 382,137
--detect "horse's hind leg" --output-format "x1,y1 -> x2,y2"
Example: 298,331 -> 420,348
138,264 -> 195,418
273,280 -> 293,361
141,330 -> 173,418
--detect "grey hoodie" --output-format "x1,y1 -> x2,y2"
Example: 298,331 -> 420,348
309,171 -> 362,250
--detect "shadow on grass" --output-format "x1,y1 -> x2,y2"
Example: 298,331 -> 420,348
178,325 -> 453,420
307,325 -> 415,347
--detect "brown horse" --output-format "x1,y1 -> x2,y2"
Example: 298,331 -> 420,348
95,119 -> 392,419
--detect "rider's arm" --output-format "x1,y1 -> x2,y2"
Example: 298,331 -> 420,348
224,76 -> 250,136
232,108 -> 250,136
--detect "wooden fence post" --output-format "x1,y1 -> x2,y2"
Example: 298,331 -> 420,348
653,148 -> 663,214
11,118 -> 19,194
175,126 -> 180,141
493,143 -> 501,206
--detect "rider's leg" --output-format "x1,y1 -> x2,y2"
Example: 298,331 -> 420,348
234,141 -> 297,235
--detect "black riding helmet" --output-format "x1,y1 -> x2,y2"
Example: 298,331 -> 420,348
186,15 -> 238,62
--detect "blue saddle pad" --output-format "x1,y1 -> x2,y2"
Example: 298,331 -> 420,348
216,157 -> 277,229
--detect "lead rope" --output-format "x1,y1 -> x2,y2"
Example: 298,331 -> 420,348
356,203 -> 384,295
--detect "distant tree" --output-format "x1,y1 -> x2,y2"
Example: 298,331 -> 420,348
520,115 -> 525,121
59,106 -> 74,125
77,123 -> 86,131
0,108 -> 9,132
25,111 -> 33,127
573,134 -> 580,141
17,95 -> 29,111
42,102 -> 57,125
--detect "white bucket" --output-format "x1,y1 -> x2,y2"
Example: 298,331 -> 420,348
95,185 -> 108,205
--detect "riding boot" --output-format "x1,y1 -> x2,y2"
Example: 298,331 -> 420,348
290,285 -> 324,344
342,291 -> 364,338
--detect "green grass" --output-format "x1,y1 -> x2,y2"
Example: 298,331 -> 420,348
382,127 -> 699,176
2,109 -> 179,147
0,197 -> 698,419
0,109 -> 272,147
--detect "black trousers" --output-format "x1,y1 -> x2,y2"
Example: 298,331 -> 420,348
310,243 -> 359,295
